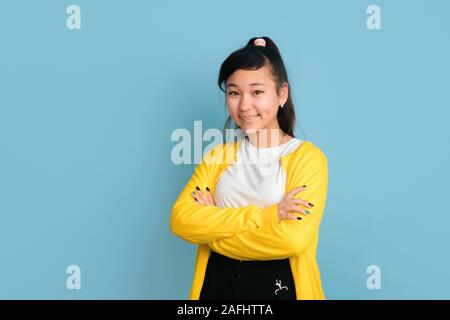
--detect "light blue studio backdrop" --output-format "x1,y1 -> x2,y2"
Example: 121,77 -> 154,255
0,0 -> 449,299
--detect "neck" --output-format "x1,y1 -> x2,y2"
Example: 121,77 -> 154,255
247,128 -> 285,148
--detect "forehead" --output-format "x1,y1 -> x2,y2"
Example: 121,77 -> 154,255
226,65 -> 273,88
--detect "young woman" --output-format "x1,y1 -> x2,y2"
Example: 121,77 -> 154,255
170,36 -> 329,300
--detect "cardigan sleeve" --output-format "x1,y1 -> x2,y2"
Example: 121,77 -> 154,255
208,145 -> 328,260
170,144 -> 280,245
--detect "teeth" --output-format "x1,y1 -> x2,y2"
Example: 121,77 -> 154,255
241,115 -> 259,120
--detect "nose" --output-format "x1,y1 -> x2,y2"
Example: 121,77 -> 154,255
238,94 -> 253,112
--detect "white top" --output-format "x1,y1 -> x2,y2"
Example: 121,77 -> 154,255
214,137 -> 304,209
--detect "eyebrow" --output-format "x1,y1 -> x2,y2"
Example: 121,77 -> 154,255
226,82 -> 267,88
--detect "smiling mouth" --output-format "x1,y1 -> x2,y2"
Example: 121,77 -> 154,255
239,114 -> 261,121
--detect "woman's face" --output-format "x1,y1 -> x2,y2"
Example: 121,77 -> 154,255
225,64 -> 288,135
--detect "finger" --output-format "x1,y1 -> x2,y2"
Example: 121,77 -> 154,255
284,185 -> 306,200
291,198 -> 313,208
192,187 -> 204,204
192,186 -> 201,198
205,189 -> 216,206
285,213 -> 301,221
198,190 -> 212,205
290,204 -> 311,216
196,190 -> 207,202
199,191 -> 213,206
194,195 -> 207,205
192,191 -> 204,203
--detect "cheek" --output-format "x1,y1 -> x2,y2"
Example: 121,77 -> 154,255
226,106 -> 240,124
226,98 -> 239,114
254,98 -> 278,117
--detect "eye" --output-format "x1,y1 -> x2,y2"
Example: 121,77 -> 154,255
228,91 -> 239,96
254,90 -> 264,95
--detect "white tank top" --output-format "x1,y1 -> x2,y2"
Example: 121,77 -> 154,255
214,137 -> 304,209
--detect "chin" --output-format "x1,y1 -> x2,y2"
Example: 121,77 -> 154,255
241,126 -> 261,135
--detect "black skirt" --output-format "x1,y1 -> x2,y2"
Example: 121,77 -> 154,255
200,251 -> 296,300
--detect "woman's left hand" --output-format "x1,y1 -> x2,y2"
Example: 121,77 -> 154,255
192,186 -> 216,206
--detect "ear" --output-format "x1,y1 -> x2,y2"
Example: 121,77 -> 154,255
278,83 -> 289,106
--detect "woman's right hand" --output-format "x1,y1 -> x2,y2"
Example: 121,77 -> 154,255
277,186 -> 314,221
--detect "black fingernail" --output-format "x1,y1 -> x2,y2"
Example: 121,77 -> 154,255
194,197 -> 198,201
196,186 -> 201,191
309,202 -> 314,207
206,187 -> 210,192
297,217 -> 302,220
302,185 -> 306,187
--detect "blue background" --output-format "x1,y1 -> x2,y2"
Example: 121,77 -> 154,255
0,0 -> 449,299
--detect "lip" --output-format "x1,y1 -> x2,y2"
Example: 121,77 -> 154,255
239,114 -> 260,121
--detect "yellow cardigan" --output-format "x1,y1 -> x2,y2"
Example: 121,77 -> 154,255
170,139 -> 329,300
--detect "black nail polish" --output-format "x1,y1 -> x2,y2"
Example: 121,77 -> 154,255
206,187 -> 210,192
196,186 -> 201,191
194,197 -> 198,201
302,185 -> 306,187
309,202 -> 314,207
297,217 -> 302,220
